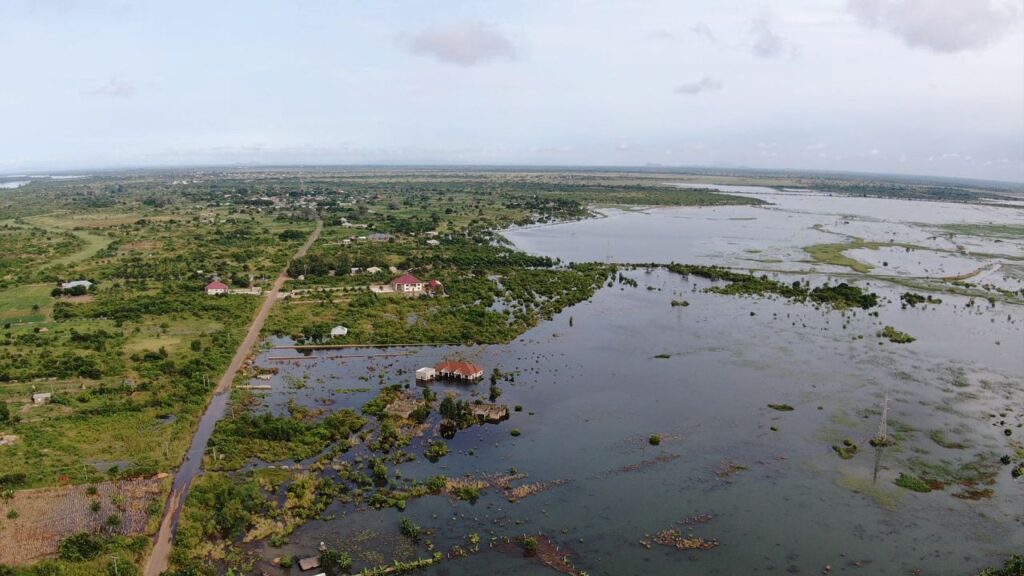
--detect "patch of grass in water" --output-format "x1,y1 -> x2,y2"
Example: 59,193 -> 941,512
928,430 -> 969,450
837,473 -> 902,511
833,439 -> 859,459
893,472 -> 932,493
804,242 -> 873,273
907,453 -> 1001,489
878,326 -> 915,343
768,403 -> 794,411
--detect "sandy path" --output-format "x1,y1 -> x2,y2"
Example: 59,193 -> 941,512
143,219 -> 322,576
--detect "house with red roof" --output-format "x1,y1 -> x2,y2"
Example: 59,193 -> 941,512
391,273 -> 424,293
434,360 -> 484,381
205,280 -> 230,295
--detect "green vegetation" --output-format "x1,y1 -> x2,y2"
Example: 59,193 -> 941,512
939,223 -> 1024,239
208,409 -> 366,470
803,241 -> 873,273
768,404 -> 794,411
894,473 -> 933,493
901,292 -> 941,307
424,439 -> 449,462
832,438 -> 859,459
665,264 -> 878,309
976,555 -> 1024,576
648,434 -> 661,445
879,326 -> 916,343
399,517 -> 422,542
928,430 -> 968,450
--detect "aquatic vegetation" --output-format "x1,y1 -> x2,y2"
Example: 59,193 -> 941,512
504,479 -> 569,503
975,555 -> 1024,576
510,428 -> 522,437
907,453 -> 1001,490
664,264 -> 878,309
670,300 -> 690,307
424,439 -> 450,462
893,473 -> 932,493
715,461 -> 748,477
648,434 -> 662,445
768,403 -> 794,411
809,283 -> 878,309
833,439 -> 859,459
804,241 -> 873,273
928,430 -> 968,450
837,474 -> 902,511
208,409 -> 366,470
878,326 -> 916,343
901,292 -> 941,307
399,517 -> 422,542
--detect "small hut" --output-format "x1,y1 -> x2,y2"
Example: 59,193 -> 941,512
330,326 -> 349,338
415,367 -> 436,382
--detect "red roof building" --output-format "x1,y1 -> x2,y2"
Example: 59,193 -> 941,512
434,360 -> 484,381
391,274 -> 424,293
205,281 -> 230,295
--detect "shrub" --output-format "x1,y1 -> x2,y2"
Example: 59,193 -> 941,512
648,435 -> 661,446
58,533 -> 106,561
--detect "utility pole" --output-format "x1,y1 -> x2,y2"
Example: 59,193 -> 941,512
877,393 -> 888,444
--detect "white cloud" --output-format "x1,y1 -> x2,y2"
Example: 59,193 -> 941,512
83,77 -> 136,98
848,0 -> 1023,53
690,22 -> 716,43
404,21 -> 516,66
748,12 -> 794,58
674,76 -> 722,95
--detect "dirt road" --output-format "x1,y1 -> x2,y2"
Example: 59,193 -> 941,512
143,219 -> 321,576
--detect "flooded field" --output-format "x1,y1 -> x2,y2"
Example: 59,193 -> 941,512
233,191 -> 1022,575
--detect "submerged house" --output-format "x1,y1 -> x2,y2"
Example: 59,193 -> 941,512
434,360 -> 484,381
415,367 -> 436,381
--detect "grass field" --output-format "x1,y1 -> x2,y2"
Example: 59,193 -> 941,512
0,284 -> 54,323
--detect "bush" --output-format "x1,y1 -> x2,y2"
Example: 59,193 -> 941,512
648,435 -> 661,446
400,517 -> 422,542
58,533 -> 107,561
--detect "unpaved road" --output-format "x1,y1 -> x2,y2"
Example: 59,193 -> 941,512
144,219 -> 321,576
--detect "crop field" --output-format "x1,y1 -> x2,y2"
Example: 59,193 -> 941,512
0,475 -> 165,565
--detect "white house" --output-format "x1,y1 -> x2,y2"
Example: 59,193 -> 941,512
32,392 -> 52,405
426,239 -> 440,246
205,280 -> 230,295
415,367 -> 436,381
330,326 -> 349,338
61,280 -> 93,290
365,266 -> 383,274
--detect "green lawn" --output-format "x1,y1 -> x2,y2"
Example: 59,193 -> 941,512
0,283 -> 54,323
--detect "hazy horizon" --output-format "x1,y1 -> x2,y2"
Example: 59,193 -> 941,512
3,0 -> 1023,182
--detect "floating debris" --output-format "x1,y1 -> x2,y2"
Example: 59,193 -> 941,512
715,461 -> 748,477
650,528 -> 719,551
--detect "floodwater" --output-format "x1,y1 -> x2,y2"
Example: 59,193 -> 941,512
235,191 -> 1023,575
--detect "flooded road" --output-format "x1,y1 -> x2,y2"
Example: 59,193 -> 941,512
143,220 -> 322,576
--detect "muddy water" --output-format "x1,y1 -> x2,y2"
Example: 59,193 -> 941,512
240,195 -> 1023,575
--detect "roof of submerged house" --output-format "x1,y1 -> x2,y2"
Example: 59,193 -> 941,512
435,360 -> 483,376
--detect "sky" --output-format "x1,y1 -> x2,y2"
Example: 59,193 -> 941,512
1,0 -> 1023,182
